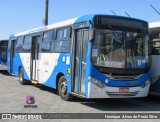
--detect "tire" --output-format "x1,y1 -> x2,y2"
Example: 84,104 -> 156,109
58,76 -> 73,101
19,68 -> 27,85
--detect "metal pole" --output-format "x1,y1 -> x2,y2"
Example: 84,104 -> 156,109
45,0 -> 49,26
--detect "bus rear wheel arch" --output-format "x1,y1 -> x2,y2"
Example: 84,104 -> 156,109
19,67 -> 27,85
58,76 -> 73,101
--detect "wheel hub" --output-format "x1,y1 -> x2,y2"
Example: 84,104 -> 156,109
60,81 -> 67,95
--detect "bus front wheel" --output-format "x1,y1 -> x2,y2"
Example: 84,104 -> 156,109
58,76 -> 73,101
19,68 -> 27,85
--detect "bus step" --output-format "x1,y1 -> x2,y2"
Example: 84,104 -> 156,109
31,80 -> 38,85
71,92 -> 86,98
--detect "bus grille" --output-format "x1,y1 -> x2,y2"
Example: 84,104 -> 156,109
106,91 -> 139,97
106,74 -> 143,81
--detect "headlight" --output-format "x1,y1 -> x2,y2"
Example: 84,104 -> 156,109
141,80 -> 150,88
88,76 -> 106,88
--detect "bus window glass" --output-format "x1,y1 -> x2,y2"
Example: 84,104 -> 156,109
43,30 -> 54,42
64,29 -> 68,38
23,44 -> 31,53
41,42 -> 51,52
57,29 -> 63,40
17,37 -> 24,44
52,40 -> 71,53
151,30 -> 160,55
56,28 -> 70,40
82,30 -> 89,62
53,27 -> 71,53
15,44 -> 23,53
62,40 -> 71,52
92,29 -> 149,69
24,35 -> 31,44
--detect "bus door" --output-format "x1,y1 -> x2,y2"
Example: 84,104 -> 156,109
10,40 -> 16,73
1,41 -> 8,64
74,29 -> 89,94
31,36 -> 41,81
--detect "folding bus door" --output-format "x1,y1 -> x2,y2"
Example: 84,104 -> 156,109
10,40 -> 16,73
74,29 -> 89,95
31,36 -> 41,81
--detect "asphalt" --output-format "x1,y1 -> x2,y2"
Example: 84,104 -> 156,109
0,70 -> 160,122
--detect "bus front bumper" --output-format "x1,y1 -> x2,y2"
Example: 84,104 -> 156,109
87,81 -> 150,98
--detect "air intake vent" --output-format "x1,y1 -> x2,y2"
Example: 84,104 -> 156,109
106,74 -> 143,81
106,91 -> 139,97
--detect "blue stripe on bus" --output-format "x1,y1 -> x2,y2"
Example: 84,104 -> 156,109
85,42 -> 92,98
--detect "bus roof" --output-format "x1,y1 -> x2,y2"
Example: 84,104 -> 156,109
13,14 -> 148,37
15,17 -> 78,37
149,22 -> 160,28
74,14 -> 147,24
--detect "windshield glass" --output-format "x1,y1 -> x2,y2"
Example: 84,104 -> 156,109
92,29 -> 150,69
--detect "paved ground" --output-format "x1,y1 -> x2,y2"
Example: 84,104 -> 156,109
0,70 -> 160,122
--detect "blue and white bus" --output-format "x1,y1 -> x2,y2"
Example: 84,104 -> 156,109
0,40 -> 8,70
149,22 -> 160,93
7,14 -> 151,100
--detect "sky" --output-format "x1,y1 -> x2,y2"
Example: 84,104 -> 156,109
0,0 -> 160,39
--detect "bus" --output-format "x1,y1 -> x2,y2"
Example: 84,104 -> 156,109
149,22 -> 160,93
7,14 -> 151,100
0,40 -> 8,70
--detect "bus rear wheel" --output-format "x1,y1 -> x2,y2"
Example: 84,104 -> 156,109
19,68 -> 27,85
58,76 -> 73,101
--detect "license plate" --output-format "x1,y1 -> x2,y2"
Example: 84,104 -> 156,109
119,88 -> 129,93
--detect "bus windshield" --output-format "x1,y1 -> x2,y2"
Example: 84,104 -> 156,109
91,29 -> 150,72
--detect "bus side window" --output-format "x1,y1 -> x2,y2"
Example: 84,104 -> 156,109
15,44 -> 23,53
15,36 -> 24,53
151,41 -> 160,55
23,44 -> 31,53
23,35 -> 31,53
56,27 -> 71,40
151,30 -> 160,55
24,35 -> 31,44
43,30 -> 54,42
41,42 -> 51,53
42,30 -> 54,53
53,27 -> 71,53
